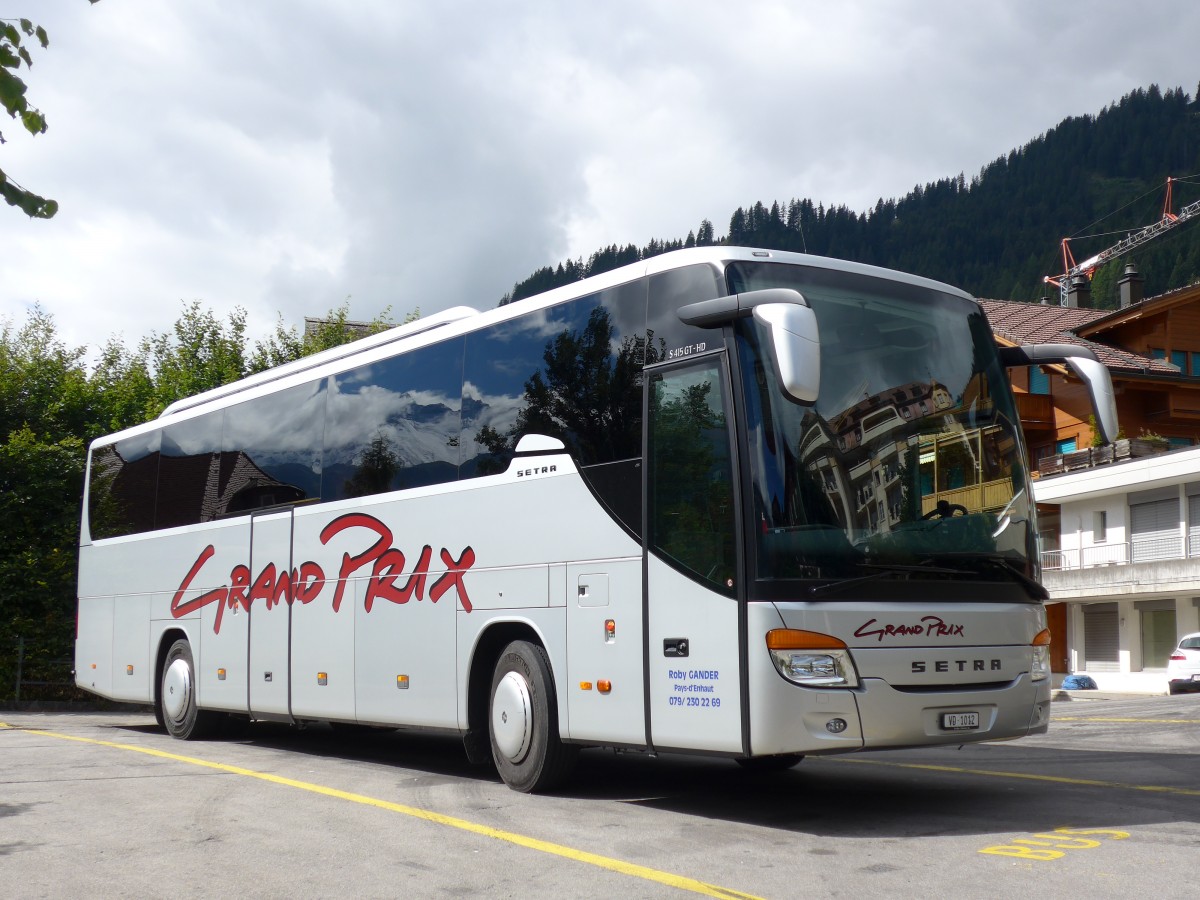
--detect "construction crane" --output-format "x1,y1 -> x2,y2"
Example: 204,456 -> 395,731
1045,177 -> 1200,306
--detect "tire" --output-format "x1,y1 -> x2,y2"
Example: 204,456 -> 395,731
488,640 -> 577,793
159,639 -> 221,740
735,754 -> 805,772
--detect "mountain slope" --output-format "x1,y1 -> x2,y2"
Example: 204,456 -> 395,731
504,83 -> 1200,308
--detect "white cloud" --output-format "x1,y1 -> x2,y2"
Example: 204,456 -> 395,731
3,0 -> 1199,362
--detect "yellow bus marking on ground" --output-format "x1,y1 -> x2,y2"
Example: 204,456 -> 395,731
1052,716 -> 1200,725
827,756 -> 1200,796
0,722 -> 760,900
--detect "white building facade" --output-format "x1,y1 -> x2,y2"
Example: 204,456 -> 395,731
1036,446 -> 1200,693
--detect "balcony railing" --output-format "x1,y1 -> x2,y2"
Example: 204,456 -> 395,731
920,477 -> 1013,516
1036,438 -> 1168,478
1041,535 -> 1193,570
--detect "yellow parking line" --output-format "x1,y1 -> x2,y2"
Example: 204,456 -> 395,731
1053,716 -> 1200,724
0,723 -> 760,900
826,756 -> 1200,797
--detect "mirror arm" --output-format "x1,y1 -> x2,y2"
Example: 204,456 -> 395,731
678,288 -> 811,327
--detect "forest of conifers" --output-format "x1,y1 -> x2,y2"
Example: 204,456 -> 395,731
4,81 -> 1200,702
503,84 -> 1200,309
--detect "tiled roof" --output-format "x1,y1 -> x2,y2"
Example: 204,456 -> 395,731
978,298 -> 1180,376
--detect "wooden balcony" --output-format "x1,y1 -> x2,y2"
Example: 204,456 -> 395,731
1013,392 -> 1054,428
920,478 -> 1013,515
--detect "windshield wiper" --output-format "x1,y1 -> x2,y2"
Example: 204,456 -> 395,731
925,552 -> 1048,601
808,562 -> 969,597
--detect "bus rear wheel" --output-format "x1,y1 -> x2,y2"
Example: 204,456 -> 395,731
160,639 -> 221,740
488,640 -> 577,793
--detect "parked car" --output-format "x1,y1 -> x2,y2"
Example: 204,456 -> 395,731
1166,633 -> 1200,695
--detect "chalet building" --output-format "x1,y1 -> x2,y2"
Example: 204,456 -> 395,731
983,269 -> 1200,692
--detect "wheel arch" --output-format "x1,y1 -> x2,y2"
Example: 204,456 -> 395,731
463,619 -> 554,764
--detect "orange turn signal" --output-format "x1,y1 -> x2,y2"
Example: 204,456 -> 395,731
766,628 -> 848,650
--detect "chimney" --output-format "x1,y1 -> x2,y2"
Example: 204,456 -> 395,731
1065,275 -> 1092,308
1118,261 -> 1144,308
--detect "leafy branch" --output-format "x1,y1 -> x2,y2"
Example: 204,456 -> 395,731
1,4 -> 100,219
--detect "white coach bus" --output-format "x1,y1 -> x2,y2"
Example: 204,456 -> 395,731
76,247 -> 1117,792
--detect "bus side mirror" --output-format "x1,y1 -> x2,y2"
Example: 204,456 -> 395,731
677,288 -> 820,404
997,343 -> 1119,443
1062,355 -> 1118,443
752,303 -> 820,404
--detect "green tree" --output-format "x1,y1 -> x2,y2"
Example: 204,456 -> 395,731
0,297 -> 410,701
0,307 -> 102,700
0,303 -> 92,438
248,300 -> 406,373
0,427 -> 86,696
1,4 -> 100,218
88,337 -> 155,433
143,302 -> 250,414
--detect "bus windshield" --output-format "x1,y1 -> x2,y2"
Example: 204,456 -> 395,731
727,261 -> 1036,594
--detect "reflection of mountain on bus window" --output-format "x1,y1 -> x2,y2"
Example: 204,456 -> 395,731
323,337 -> 464,499
462,292 -> 658,535
466,304 -> 652,472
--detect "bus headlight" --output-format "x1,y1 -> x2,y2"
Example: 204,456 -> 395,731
766,629 -> 859,688
1031,628 -> 1052,683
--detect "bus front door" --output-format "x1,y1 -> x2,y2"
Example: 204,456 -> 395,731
248,509 -> 293,719
644,357 -> 744,753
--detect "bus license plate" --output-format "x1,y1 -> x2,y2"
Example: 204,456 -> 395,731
941,712 -> 979,730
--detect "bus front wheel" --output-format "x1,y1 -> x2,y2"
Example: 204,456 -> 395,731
488,640 -> 577,793
160,639 -> 220,740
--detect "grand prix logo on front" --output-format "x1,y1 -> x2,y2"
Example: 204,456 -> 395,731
170,512 -> 475,633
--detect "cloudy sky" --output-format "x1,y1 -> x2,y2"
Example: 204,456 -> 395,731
3,0 -> 1199,358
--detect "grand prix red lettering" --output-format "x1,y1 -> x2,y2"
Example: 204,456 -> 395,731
854,615 -> 966,642
431,547 -> 476,612
170,513 -> 474,633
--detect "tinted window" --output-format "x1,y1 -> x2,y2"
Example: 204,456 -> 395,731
156,410 -> 225,529
647,360 -> 736,595
88,431 -> 160,539
324,337 -> 464,501
223,380 -> 326,514
462,283 -> 647,479
647,263 -> 724,361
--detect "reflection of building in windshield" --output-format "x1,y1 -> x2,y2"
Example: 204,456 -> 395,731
798,378 -> 1017,540
820,381 -> 952,537
830,381 -> 952,453
917,426 -> 1016,518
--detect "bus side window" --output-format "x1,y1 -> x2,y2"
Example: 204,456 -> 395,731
88,431 -> 161,539
461,290 -> 643,477
223,379 -> 326,513
156,409 -> 226,529
324,337 -> 465,501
